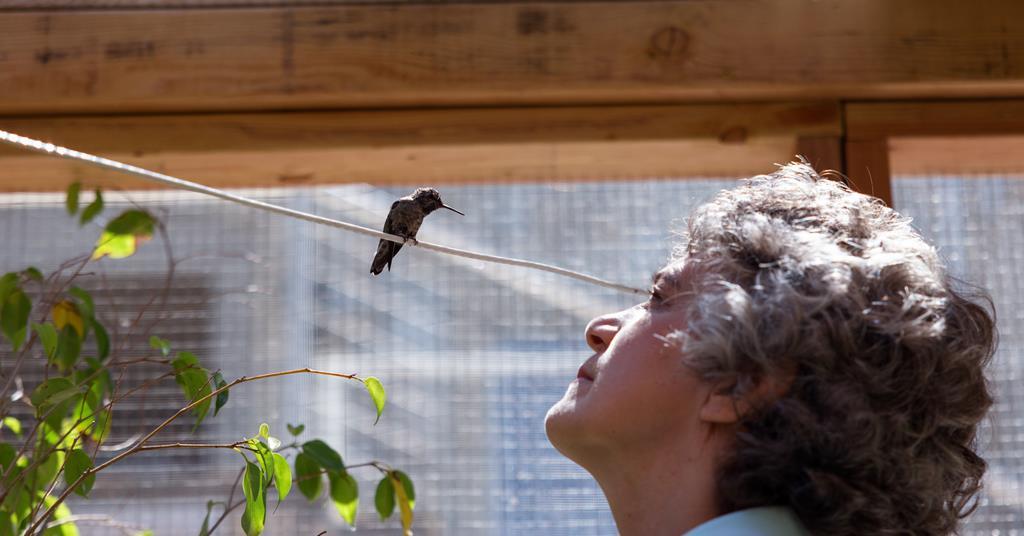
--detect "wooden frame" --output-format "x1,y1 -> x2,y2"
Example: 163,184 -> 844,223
0,2 -> 1023,203
846,100 -> 1024,205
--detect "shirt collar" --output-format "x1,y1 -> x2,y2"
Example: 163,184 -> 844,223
683,506 -> 810,536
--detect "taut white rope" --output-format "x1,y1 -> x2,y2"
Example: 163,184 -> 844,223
0,129 -> 647,295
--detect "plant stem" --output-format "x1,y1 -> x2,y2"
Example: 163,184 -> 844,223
25,367 -> 359,536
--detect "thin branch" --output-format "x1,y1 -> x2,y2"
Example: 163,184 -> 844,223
206,467 -> 246,536
46,514 -> 145,536
135,441 -> 251,453
206,497 -> 245,536
27,367 -> 361,535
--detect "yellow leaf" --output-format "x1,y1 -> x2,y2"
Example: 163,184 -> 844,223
51,301 -> 84,337
92,232 -> 138,260
390,472 -> 413,536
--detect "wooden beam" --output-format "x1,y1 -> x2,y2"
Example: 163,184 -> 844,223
847,100 -> 1024,139
2,1 -> 1024,114
0,102 -> 839,191
890,135 -> 1024,176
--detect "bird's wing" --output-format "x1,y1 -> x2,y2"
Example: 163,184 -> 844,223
383,200 -> 413,259
370,201 -> 402,275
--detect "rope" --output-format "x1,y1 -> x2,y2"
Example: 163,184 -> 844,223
0,129 -> 647,296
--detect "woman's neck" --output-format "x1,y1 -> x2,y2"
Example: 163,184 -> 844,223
588,434 -> 724,536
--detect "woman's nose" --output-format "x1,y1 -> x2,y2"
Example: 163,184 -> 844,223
585,312 -> 623,352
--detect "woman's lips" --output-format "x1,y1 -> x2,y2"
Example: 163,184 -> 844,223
577,365 -> 595,382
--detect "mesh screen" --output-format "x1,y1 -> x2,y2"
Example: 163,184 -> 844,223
892,174 -> 1024,535
0,174 -> 1019,534
0,179 -> 733,535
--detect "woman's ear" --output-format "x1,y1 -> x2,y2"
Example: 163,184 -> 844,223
698,370 -> 795,424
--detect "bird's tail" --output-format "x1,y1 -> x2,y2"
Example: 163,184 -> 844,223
370,240 -> 393,275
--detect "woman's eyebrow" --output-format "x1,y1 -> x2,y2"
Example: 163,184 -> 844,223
651,268 -> 682,288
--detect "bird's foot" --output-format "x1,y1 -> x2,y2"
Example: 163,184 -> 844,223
403,237 -> 419,246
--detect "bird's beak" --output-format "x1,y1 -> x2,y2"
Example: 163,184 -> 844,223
441,204 -> 465,216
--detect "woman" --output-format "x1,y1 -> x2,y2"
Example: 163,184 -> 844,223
545,162 -> 996,535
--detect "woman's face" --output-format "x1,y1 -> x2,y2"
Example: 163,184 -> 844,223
545,266 -> 714,462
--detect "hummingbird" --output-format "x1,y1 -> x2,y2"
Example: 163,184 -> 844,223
370,188 -> 465,275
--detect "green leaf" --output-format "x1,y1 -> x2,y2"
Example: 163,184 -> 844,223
63,448 -> 95,497
328,470 -> 358,527
212,372 -> 228,416
286,423 -> 304,437
1,288 -> 31,351
171,350 -> 199,371
249,439 -> 273,487
172,353 -> 212,429
92,210 -> 155,260
30,378 -> 78,412
91,319 -> 110,361
259,423 -> 270,439
301,440 -> 344,472
42,492 -> 79,536
363,376 -> 386,425
66,182 -> 81,216
68,287 -> 94,324
54,325 -> 82,371
105,209 -> 155,236
199,500 -> 216,536
271,453 -> 292,504
293,453 -> 322,501
1,417 -> 21,436
32,378 -> 82,429
150,336 -> 171,357
240,461 -> 265,536
174,369 -> 212,430
81,358 -> 112,395
0,274 -> 17,304
79,190 -> 103,226
375,476 -> 395,520
32,323 -> 58,359
72,379 -> 110,443
23,267 -> 43,282
0,443 -> 17,471
35,450 -> 65,492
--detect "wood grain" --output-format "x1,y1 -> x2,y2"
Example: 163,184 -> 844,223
845,138 -> 892,206
890,136 -> 1024,176
2,1 -> 1024,114
0,102 -> 838,191
847,100 -> 1024,139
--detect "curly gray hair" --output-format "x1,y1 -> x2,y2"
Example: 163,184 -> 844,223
662,162 -> 996,535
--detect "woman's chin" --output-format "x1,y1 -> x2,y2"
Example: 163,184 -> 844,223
545,379 -> 592,456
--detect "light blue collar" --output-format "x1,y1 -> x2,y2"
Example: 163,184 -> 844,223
683,506 -> 810,536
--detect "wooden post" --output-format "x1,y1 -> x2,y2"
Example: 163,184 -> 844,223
843,138 -> 893,207
797,135 -> 843,174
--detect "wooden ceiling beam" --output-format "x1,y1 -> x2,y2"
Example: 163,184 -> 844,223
0,102 -> 839,191
1,1 -> 1024,115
